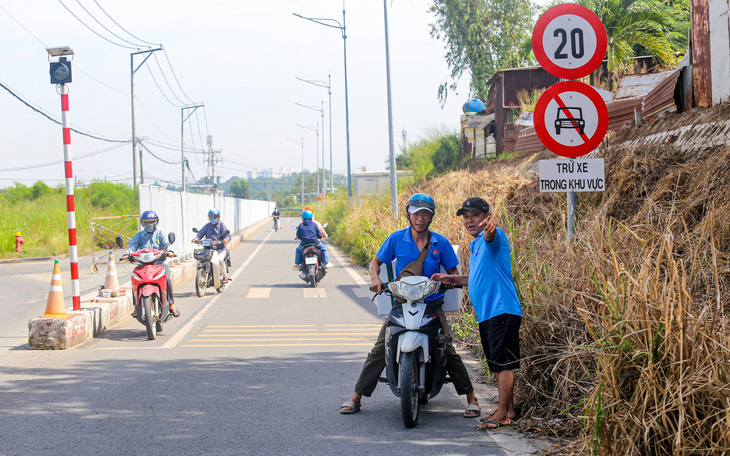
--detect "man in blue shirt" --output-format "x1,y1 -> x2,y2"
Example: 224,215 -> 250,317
294,210 -> 323,270
122,210 -> 180,317
340,193 -> 481,418
431,197 -> 522,430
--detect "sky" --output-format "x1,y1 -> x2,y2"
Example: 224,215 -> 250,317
0,0 -> 474,189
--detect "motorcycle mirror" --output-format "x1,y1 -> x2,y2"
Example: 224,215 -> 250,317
115,236 -> 124,248
323,222 -> 328,229
192,227 -> 199,233
168,233 -> 176,244
221,230 -> 230,237
292,225 -> 297,230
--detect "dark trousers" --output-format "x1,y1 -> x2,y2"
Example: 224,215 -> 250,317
354,305 -> 474,397
164,263 -> 174,305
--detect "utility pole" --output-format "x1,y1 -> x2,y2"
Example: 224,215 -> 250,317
131,47 -> 162,187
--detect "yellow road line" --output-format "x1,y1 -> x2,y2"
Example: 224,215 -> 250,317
206,325 -> 317,328
323,324 -> 383,327
182,343 -> 375,347
200,329 -> 319,333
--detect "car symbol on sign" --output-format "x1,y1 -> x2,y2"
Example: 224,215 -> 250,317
555,107 -> 585,135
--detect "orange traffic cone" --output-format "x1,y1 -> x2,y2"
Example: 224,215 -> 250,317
43,260 -> 69,318
104,250 -> 120,294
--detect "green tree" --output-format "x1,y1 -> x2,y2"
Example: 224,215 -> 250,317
429,0 -> 536,103
229,178 -> 251,199
578,0 -> 679,88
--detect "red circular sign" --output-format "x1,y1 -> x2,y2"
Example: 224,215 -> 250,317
534,81 -> 608,158
532,4 -> 607,79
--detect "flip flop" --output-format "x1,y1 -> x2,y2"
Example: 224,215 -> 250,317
463,403 -> 481,418
476,418 -> 512,431
339,401 -> 360,414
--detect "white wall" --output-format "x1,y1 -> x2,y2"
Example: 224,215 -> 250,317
710,0 -> 730,104
137,185 -> 274,259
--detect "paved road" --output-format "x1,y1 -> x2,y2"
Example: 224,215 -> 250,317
0,218 -> 544,455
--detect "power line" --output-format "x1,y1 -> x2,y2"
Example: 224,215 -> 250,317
91,0 -> 158,46
0,143 -> 127,172
144,62 -> 185,108
162,48 -> 197,105
0,80 -> 130,143
73,0 -> 145,48
139,141 -> 181,165
57,0 -> 138,49
152,53 -> 188,106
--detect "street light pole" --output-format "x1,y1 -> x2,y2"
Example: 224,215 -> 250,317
285,136 -> 305,210
295,101 -> 326,204
181,104 -> 203,193
295,75 -> 333,195
293,5 -> 352,199
297,122 -> 319,209
131,47 -> 162,187
383,0 -> 398,218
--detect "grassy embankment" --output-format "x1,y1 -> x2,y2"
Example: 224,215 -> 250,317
322,120 -> 730,454
0,181 -> 138,259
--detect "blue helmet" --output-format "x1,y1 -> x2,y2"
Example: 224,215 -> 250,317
302,210 -> 313,220
406,193 -> 435,214
208,208 -> 220,218
140,210 -> 159,234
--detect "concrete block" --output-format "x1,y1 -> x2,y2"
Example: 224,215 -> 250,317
28,314 -> 91,350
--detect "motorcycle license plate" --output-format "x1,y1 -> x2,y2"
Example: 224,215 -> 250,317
304,257 -> 318,265
202,240 -> 212,247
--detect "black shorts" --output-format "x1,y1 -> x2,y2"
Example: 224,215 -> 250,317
479,313 -> 521,373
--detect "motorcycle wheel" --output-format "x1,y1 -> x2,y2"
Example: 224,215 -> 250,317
142,296 -> 157,340
156,320 -> 163,333
309,274 -> 317,288
195,268 -> 207,297
420,394 -> 429,405
400,351 -> 420,428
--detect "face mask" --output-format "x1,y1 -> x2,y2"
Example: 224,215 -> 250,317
144,224 -> 156,234
210,218 -> 218,225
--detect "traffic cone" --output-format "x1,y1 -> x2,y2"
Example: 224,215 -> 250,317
43,260 -> 69,319
104,251 -> 120,295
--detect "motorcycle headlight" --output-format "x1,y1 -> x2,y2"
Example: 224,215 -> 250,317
151,269 -> 166,281
400,280 -> 428,301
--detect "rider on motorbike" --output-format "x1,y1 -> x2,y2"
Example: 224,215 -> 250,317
272,207 -> 281,229
122,210 -> 180,317
303,206 -> 332,268
193,209 -> 231,285
294,210 -> 325,270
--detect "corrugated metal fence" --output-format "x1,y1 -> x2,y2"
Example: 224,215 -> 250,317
138,184 -> 274,259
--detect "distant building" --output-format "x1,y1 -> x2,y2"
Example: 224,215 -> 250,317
246,168 -> 297,179
352,170 -> 414,204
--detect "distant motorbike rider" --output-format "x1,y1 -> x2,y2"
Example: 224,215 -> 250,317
294,210 -> 328,270
272,207 -> 281,229
193,209 -> 232,284
303,206 -> 332,268
122,210 -> 180,317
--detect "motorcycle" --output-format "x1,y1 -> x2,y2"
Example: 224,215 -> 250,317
294,222 -> 328,288
115,233 -> 176,340
378,276 -> 459,428
192,228 -> 231,296
273,216 -> 280,231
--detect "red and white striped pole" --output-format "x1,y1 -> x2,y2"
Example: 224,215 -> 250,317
60,84 -> 80,311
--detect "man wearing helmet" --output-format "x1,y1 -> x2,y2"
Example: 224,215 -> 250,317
193,209 -> 232,285
339,193 -> 481,417
122,210 -> 180,317
294,209 -> 329,270
303,206 -> 332,268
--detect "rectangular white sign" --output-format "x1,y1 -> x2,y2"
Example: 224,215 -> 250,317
539,158 -> 605,192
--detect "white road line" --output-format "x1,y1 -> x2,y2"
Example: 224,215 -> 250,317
302,288 -> 327,298
328,246 -> 368,285
161,230 -> 274,349
246,288 -> 271,298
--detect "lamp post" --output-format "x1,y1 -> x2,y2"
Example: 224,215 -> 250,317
131,47 -> 162,186
295,75 -> 333,195
293,6 -> 352,199
295,101 -> 326,204
297,123 -> 319,209
285,137 -> 305,210
383,0 -> 398,218
181,104 -> 204,193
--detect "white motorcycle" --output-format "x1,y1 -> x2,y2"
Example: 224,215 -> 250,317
192,228 -> 230,296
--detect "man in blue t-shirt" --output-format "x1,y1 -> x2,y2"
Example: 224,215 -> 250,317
340,193 -> 481,418
294,210 -> 323,270
431,197 -> 522,431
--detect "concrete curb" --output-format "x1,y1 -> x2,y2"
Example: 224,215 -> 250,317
27,218 -> 270,350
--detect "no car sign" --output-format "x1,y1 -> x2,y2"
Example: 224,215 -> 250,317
532,4 -> 607,80
534,81 -> 608,158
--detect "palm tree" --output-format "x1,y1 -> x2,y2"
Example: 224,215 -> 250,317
577,0 -> 678,89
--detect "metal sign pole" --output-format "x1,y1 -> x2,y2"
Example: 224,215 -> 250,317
60,84 -> 81,310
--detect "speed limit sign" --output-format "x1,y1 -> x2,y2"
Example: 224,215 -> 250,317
532,4 -> 607,80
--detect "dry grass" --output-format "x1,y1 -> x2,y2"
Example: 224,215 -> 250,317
329,107 -> 730,454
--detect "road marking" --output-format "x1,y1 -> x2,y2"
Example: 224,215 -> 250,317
200,329 -> 318,333
195,333 -> 377,337
207,325 -> 316,328
246,288 -> 271,298
324,324 -> 382,327
181,343 -> 374,347
189,337 -> 377,342
328,247 -> 368,285
161,230 -> 274,349
302,288 -> 327,298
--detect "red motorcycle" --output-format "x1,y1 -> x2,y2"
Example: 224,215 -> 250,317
116,235 -> 176,340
